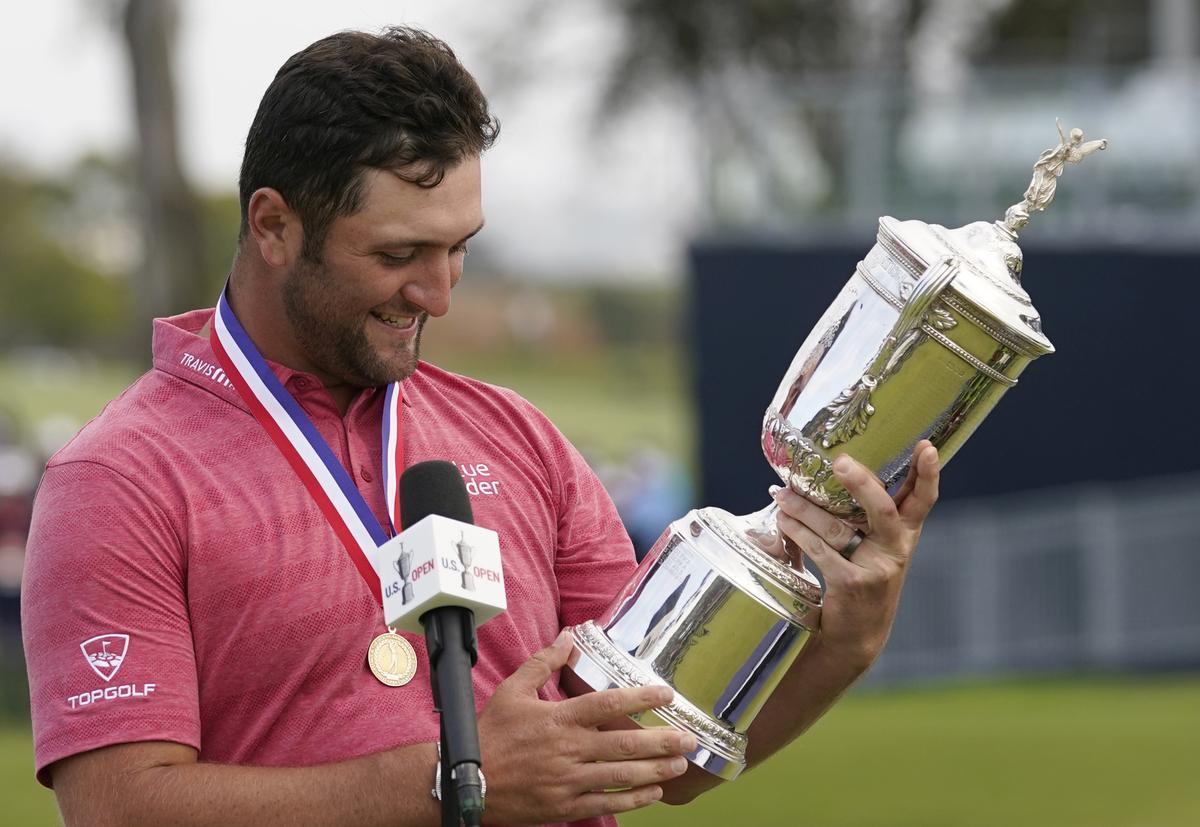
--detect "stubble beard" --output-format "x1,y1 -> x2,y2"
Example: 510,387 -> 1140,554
282,255 -> 426,388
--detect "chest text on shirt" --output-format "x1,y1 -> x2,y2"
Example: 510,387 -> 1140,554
454,461 -> 503,496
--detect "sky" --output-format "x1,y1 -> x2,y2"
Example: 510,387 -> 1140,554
0,0 -> 698,281
7,2 -> 1182,282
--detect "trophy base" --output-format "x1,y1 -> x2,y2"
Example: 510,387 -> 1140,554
565,620 -> 748,781
563,508 -> 824,781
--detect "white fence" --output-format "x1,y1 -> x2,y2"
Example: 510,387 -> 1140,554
868,473 -> 1200,684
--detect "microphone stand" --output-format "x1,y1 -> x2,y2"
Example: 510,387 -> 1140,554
424,607 -> 485,827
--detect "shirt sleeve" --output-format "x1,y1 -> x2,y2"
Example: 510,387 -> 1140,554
21,460 -> 200,787
549,437 -> 640,629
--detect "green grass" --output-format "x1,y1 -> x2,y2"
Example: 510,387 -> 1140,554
428,344 -> 693,464
0,356 -> 141,445
0,343 -> 691,467
624,675 -> 1200,827
3,676 -> 1197,826
0,725 -> 58,825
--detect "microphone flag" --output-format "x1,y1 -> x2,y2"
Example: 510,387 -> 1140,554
379,516 -> 506,635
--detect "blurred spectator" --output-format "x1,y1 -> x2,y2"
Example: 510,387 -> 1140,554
0,414 -> 36,641
0,528 -> 25,634
0,408 -> 35,717
600,443 -> 692,561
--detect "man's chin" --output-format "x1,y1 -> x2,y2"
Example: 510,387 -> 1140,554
357,352 -> 420,386
390,359 -> 420,383
356,331 -> 421,385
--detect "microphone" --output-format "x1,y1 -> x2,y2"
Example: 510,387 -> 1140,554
377,461 -> 506,827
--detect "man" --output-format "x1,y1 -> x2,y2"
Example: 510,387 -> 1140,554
22,27 -> 939,826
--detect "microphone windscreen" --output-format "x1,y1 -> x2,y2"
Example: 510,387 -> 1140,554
400,460 -> 475,529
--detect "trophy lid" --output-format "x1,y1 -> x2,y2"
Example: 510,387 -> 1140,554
878,122 -> 1109,358
878,216 -> 1054,356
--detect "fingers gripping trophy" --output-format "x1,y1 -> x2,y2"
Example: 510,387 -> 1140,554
564,123 -> 1108,779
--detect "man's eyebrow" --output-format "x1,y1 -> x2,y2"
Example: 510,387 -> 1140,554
380,221 -> 486,250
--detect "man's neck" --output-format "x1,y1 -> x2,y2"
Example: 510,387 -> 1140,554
322,385 -> 359,417
226,268 -> 359,416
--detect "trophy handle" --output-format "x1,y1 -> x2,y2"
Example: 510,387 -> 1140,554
819,257 -> 960,449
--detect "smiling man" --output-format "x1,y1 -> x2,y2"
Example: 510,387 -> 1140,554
236,161 -> 484,406
22,26 -> 939,827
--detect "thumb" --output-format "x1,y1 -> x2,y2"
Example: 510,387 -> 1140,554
502,628 -> 573,695
745,487 -> 789,562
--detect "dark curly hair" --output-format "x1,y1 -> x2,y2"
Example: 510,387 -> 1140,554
238,27 -> 499,260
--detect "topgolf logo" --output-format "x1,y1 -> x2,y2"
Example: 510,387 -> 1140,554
80,633 -> 129,682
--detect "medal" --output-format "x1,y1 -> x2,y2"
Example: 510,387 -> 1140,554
367,631 -> 418,687
212,287 -> 420,686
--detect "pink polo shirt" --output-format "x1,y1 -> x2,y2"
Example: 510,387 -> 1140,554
22,309 -> 636,827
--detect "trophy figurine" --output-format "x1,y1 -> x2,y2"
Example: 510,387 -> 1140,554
564,123 -> 1108,780
457,533 -> 476,591
395,546 -> 414,605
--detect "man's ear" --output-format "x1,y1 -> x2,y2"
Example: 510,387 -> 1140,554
245,188 -> 303,268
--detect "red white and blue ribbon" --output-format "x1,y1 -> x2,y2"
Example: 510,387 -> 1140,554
209,287 -> 403,603
382,382 -> 402,535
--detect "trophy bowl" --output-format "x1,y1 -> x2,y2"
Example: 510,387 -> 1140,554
762,224 -> 1045,520
565,123 -> 1107,780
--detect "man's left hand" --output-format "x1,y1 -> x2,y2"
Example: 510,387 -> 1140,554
771,440 -> 940,671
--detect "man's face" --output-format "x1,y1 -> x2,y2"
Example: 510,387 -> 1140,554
282,157 -> 484,388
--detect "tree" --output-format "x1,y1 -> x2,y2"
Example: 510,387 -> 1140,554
118,0 -> 207,357
0,166 -> 130,350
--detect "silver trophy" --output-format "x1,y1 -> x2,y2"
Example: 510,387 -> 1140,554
565,123 -> 1108,780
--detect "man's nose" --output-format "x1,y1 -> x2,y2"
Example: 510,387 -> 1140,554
403,253 -> 456,318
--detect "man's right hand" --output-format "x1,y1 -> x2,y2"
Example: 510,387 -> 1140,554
477,629 -> 694,825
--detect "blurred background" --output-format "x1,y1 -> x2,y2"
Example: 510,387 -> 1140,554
2,1 -> 1198,824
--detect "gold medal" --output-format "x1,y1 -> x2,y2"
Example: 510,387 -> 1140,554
367,631 -> 417,687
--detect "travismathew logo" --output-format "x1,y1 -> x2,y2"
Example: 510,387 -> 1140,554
180,352 -> 233,388
80,634 -> 128,682
68,633 -> 157,710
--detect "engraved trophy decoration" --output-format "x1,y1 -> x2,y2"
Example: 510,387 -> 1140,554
565,123 -> 1108,780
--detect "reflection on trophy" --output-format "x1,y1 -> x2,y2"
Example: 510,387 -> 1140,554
565,124 -> 1108,780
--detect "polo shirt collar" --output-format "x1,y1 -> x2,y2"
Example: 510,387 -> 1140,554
152,309 -> 406,412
